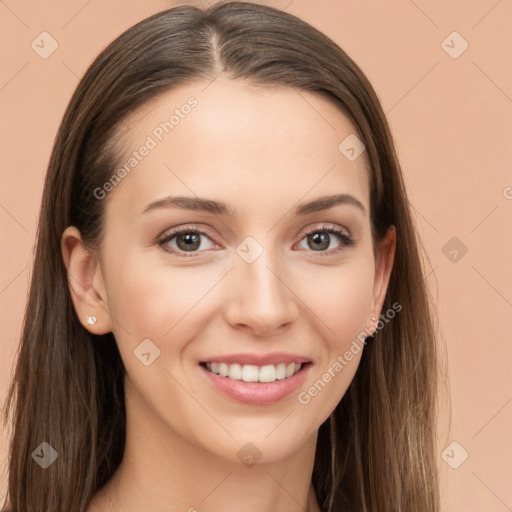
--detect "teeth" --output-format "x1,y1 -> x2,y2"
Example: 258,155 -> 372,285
259,364 -> 276,383
276,363 -> 287,380
205,362 -> 304,382
241,365 -> 259,382
228,363 -> 242,380
219,363 -> 229,377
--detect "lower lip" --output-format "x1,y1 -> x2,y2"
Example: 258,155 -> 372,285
199,363 -> 311,405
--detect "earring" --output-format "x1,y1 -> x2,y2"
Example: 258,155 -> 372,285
86,315 -> 97,326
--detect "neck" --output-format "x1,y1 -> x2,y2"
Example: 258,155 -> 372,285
88,378 -> 322,512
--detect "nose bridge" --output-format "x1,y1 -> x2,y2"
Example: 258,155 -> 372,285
224,235 -> 298,334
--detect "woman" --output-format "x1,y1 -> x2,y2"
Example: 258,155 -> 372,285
2,2 -> 441,511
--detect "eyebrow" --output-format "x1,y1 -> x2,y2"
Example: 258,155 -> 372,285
141,193 -> 367,217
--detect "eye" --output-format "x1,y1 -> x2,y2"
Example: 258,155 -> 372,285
296,224 -> 355,256
157,224 -> 355,258
158,226 -> 217,257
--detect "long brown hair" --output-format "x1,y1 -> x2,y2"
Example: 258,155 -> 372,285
2,2 -> 442,510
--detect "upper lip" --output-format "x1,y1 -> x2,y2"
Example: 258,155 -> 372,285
201,352 -> 311,366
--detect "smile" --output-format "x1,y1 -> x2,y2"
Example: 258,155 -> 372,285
199,358 -> 312,405
203,362 -> 302,383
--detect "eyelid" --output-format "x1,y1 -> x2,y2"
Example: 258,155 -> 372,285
157,222 -> 355,257
157,224 -> 218,256
296,223 -> 355,256
300,223 -> 351,238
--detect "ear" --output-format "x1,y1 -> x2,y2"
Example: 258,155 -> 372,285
61,226 -> 112,334
368,225 -> 396,331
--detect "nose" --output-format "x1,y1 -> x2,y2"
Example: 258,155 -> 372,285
223,251 -> 299,337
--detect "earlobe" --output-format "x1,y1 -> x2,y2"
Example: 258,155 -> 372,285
61,226 -> 112,334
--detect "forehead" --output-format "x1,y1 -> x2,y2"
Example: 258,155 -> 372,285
106,77 -> 370,223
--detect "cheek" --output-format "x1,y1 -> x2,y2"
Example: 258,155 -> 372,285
329,275 -> 373,344
106,246 -> 374,349
105,252 -> 228,347
293,261 -> 373,418
295,259 -> 374,343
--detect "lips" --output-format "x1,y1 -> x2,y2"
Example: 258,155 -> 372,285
198,352 -> 312,405
201,352 -> 311,366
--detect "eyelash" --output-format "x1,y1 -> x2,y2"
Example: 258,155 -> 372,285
157,224 -> 355,258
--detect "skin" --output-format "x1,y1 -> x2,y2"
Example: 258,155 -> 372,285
61,77 -> 396,512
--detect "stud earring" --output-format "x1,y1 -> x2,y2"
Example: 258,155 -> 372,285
86,315 -> 97,326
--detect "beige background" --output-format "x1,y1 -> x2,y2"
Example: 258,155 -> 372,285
1,0 -> 511,510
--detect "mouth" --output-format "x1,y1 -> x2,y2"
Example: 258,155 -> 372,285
198,357 -> 312,405
200,361 -> 307,383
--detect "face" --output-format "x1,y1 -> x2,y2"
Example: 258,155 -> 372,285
63,77 -> 395,465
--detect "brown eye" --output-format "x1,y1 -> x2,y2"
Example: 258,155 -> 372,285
159,228 -> 216,256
